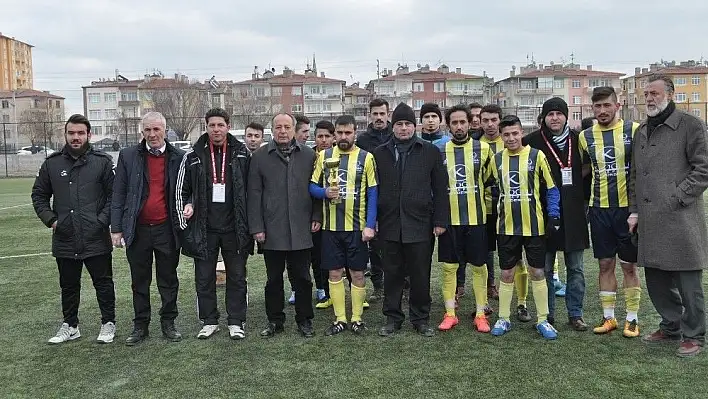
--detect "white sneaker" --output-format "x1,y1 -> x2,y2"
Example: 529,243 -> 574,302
48,323 -> 81,344
228,324 -> 245,340
97,322 -> 116,344
197,324 -> 220,339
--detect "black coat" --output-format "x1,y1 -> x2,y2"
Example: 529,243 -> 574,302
523,128 -> 589,252
374,136 -> 449,243
177,133 -> 252,259
111,140 -> 185,248
356,122 -> 392,154
31,146 -> 114,259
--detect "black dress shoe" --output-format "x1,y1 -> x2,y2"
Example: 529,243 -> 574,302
161,321 -> 182,342
260,322 -> 284,338
125,327 -> 149,346
297,320 -> 315,338
378,322 -> 402,337
414,324 -> 436,337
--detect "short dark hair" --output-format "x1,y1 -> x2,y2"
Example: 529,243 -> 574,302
205,107 -> 230,125
498,115 -> 522,132
245,122 -> 264,134
580,117 -> 596,131
65,114 -> 91,133
315,120 -> 335,135
445,104 -> 473,123
480,104 -> 503,118
468,102 -> 483,110
335,115 -> 356,128
369,98 -> 389,111
648,74 -> 675,94
295,114 -> 310,131
591,86 -> 618,103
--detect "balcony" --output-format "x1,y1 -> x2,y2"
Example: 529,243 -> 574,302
516,87 -> 553,94
447,88 -> 484,96
118,100 -> 140,107
304,93 -> 342,100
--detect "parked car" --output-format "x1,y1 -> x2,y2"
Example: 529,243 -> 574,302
171,140 -> 192,151
17,146 -> 56,156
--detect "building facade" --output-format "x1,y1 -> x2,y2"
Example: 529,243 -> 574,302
622,61 -> 708,123
0,33 -> 33,91
344,84 -> 372,131
0,89 -> 65,147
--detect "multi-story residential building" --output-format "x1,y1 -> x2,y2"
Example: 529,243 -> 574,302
82,72 -> 142,143
369,64 -> 490,116
0,89 -> 65,146
344,83 -> 372,131
232,63 -> 346,128
622,60 -> 708,123
0,33 -> 33,90
492,63 -> 624,129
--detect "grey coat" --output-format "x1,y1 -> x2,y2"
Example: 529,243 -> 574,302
629,108 -> 708,271
247,140 -> 322,251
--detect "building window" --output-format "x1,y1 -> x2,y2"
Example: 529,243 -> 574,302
92,126 -> 103,135
88,93 -> 100,104
323,103 -> 332,112
434,82 -> 445,93
1,100 -> 8,109
692,92 -> 701,102
88,110 -> 102,120
121,92 -> 138,101
56,100 -> 61,108
692,76 -> 701,85
413,99 -> 425,110
104,93 -> 116,104
291,104 -> 302,113
573,96 -> 582,105
2,115 -> 9,123
676,93 -> 687,102
253,87 -> 266,97
572,79 -> 581,88
271,87 -> 282,97
413,83 -> 424,92
693,109 -> 701,117
309,86 -> 320,94
675,77 -> 687,86
292,87 -> 302,96
572,111 -> 582,121
554,79 -> 564,89
104,109 -> 117,119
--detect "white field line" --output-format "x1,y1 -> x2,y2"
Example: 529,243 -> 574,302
0,203 -> 32,211
0,252 -> 52,260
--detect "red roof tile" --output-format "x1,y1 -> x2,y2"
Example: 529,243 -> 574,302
0,89 -> 64,100
632,66 -> 708,77
499,68 -> 624,81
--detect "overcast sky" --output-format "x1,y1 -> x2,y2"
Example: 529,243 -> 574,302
2,0 -> 707,115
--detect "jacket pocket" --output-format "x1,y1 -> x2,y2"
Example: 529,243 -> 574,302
54,214 -> 74,237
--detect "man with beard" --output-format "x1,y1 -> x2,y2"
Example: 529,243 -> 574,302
374,102 -> 449,337
112,111 -> 185,345
630,75 -> 708,357
177,108 -> 252,340
579,86 -> 641,338
475,105 -> 530,322
244,122 -> 265,153
309,115 -> 378,335
355,98 -> 391,303
32,114 -> 116,344
249,113 -> 321,338
436,105 -> 494,333
523,98 -> 589,330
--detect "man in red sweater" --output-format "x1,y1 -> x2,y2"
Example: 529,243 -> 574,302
111,111 -> 186,345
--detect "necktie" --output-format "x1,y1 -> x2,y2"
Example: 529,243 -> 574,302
149,148 -> 162,156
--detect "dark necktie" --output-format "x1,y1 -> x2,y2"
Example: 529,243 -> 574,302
149,148 -> 162,156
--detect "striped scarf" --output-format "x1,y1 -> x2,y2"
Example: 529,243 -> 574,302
551,125 -> 570,151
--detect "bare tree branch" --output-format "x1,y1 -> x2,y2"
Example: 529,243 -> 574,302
147,82 -> 209,140
230,88 -> 274,129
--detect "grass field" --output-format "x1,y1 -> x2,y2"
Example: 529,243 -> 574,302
0,177 -> 706,398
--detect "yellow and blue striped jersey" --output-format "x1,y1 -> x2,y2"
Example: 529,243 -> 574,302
311,146 -> 377,231
578,119 -> 638,208
480,134 -> 505,215
490,146 -> 556,237
440,140 -> 494,226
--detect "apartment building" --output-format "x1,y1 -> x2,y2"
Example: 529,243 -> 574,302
622,60 -> 708,123
344,83 -> 372,131
493,63 -> 624,129
369,64 -> 489,117
0,33 -> 33,90
0,89 -> 65,146
82,73 -> 142,142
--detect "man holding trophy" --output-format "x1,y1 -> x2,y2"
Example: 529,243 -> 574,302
309,115 -> 379,336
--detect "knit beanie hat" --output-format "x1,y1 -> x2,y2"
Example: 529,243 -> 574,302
541,97 -> 569,120
420,103 -> 442,122
391,102 -> 416,126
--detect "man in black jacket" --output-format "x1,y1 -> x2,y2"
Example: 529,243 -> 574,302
32,114 -> 116,345
111,111 -> 185,345
374,102 -> 449,337
355,98 -> 391,302
523,98 -> 589,330
177,108 -> 252,340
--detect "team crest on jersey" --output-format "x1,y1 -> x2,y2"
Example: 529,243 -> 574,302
623,133 -> 632,146
472,151 -> 480,165
527,158 -> 535,171
356,162 -> 364,173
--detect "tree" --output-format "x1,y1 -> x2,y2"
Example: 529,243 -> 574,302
146,83 -> 208,141
17,109 -> 63,149
230,89 -> 275,129
116,111 -> 141,146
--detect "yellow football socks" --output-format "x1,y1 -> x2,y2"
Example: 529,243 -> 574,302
471,264 -> 488,314
531,279 -> 549,323
442,263 -> 458,317
329,279 -> 347,323
624,287 -> 641,322
350,284 -> 367,323
514,261 -> 529,307
499,281 -> 514,320
599,291 -> 617,319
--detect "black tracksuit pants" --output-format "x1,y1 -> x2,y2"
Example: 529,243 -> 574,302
56,253 -> 115,327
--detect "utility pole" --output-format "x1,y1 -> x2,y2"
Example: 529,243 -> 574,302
377,59 -> 380,79
11,89 -> 17,149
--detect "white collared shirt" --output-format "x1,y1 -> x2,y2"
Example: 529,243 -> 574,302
146,142 -> 167,154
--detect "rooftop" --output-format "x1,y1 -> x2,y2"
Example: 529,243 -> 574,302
371,68 -> 483,83
0,89 -> 64,100
498,63 -> 624,82
235,71 -> 345,86
345,85 -> 370,96
0,32 -> 33,48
